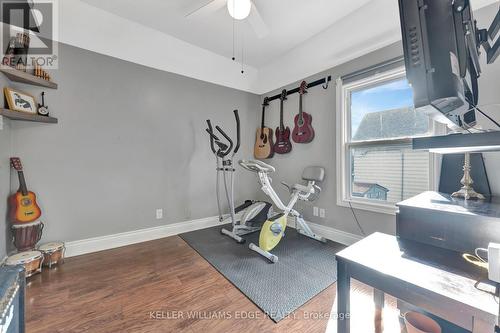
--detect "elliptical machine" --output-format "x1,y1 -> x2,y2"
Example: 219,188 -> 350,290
205,110 -> 273,244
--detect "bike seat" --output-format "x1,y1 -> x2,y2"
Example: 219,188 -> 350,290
302,166 -> 325,183
239,160 -> 275,173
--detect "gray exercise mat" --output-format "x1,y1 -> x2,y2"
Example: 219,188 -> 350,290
180,225 -> 344,322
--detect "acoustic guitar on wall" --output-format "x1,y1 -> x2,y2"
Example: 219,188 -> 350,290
273,89 -> 292,154
9,157 -> 42,224
254,97 -> 274,159
292,81 -> 315,143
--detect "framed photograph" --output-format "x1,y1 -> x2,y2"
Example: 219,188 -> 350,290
4,87 -> 37,114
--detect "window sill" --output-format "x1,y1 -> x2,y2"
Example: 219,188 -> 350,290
337,198 -> 397,215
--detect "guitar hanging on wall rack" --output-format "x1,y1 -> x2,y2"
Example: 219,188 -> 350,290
273,89 -> 292,154
8,157 -> 42,224
292,81 -> 315,143
254,97 -> 274,159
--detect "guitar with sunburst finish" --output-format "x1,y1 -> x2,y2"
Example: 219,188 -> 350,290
9,157 -> 42,224
254,97 -> 274,159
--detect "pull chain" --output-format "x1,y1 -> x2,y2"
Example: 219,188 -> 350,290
241,25 -> 244,74
232,2 -> 235,61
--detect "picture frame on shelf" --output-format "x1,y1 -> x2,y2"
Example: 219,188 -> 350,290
4,87 -> 37,114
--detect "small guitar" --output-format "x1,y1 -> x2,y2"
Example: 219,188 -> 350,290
9,157 -> 42,224
254,97 -> 274,159
274,89 -> 292,154
292,81 -> 315,143
37,91 -> 49,116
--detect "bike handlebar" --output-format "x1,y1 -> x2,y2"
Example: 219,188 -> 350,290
239,160 -> 276,173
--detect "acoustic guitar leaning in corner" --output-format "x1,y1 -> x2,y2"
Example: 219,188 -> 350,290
9,157 -> 42,224
292,81 -> 315,143
254,97 -> 274,159
273,89 -> 292,154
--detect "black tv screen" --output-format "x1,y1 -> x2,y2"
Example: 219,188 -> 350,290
398,0 -> 478,130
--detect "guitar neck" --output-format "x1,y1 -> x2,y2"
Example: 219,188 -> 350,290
261,105 -> 265,130
17,171 -> 28,196
299,94 -> 303,119
279,99 -> 284,130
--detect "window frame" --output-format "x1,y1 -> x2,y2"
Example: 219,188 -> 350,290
336,67 -> 442,215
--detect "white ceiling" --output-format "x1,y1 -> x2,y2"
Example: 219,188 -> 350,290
80,0 -> 372,68
56,0 -> 499,94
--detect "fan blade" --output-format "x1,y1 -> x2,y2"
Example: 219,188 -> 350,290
186,0 -> 226,19
247,4 -> 269,39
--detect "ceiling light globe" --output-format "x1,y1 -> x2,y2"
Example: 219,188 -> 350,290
227,0 -> 252,20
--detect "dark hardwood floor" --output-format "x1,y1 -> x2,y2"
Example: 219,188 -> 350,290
25,235 -> 404,332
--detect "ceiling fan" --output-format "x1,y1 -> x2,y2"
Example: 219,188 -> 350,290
186,0 -> 269,38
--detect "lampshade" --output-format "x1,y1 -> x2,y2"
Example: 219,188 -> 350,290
227,0 -> 252,20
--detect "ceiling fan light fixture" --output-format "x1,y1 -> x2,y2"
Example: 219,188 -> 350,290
227,0 -> 252,20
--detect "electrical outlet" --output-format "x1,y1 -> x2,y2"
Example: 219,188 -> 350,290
313,206 -> 319,216
319,208 -> 326,218
156,209 -> 163,219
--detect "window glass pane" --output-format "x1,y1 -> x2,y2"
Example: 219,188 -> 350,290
350,144 -> 429,203
350,78 -> 430,141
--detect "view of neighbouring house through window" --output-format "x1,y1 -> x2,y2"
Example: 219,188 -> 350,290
348,78 -> 431,204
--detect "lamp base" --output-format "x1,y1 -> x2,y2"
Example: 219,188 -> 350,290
451,152 -> 486,200
451,187 -> 485,200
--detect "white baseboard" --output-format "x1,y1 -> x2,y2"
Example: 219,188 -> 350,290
307,221 -> 363,246
287,217 -> 363,246
63,214 -> 361,259
65,215 -> 223,258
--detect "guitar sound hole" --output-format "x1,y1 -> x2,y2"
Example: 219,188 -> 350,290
21,198 -> 32,206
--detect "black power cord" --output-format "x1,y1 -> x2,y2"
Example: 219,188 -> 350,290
475,105 -> 500,129
348,201 -> 366,236
465,96 -> 500,129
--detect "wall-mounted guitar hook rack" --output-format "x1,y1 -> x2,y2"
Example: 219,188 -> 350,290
263,75 -> 332,103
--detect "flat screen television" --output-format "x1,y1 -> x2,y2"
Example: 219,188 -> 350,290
398,0 -> 480,130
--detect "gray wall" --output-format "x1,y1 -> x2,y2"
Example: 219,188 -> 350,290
258,43 -> 404,237
258,3 -> 500,237
476,5 -> 500,193
1,3 -> 498,253
4,43 -> 260,246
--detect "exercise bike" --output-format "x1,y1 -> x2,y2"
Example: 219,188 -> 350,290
239,159 -> 327,263
205,110 -> 273,244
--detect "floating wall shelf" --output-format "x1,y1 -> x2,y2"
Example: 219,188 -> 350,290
413,131 -> 500,153
0,108 -> 57,124
0,65 -> 58,89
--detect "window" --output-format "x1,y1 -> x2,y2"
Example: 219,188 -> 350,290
336,67 -> 439,215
